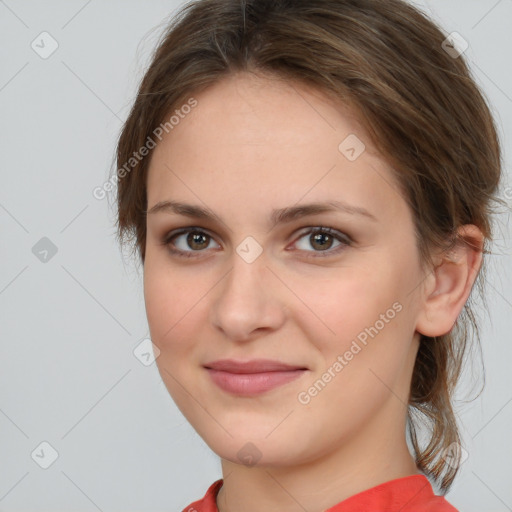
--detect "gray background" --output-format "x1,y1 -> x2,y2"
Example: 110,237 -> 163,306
1,1 -> 511,511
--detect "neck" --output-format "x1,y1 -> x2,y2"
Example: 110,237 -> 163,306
216,398 -> 420,512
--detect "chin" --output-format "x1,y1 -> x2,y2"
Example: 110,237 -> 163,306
199,429 -> 314,469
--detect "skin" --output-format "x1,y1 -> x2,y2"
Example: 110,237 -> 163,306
143,71 -> 483,512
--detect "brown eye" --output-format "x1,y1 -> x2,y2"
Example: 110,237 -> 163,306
186,231 -> 210,250
292,227 -> 352,257
162,228 -> 220,258
310,231 -> 334,251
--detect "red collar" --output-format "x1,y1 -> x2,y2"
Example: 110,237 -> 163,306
182,474 -> 458,512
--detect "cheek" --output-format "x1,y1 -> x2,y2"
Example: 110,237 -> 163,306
144,268 -> 171,341
143,258 -> 197,349
289,262 -> 417,406
143,260 -> 208,409
289,265 -> 404,348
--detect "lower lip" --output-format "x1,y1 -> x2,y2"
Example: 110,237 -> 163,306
206,369 -> 306,395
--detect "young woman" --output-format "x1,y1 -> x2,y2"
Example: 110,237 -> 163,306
113,0 -> 503,510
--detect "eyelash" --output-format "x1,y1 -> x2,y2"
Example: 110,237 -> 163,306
160,226 -> 353,259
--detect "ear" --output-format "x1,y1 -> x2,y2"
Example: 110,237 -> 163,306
415,224 -> 484,337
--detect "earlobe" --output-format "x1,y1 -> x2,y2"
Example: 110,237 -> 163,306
415,225 -> 484,337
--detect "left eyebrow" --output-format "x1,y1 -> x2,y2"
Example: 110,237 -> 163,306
269,201 -> 377,226
145,199 -> 378,227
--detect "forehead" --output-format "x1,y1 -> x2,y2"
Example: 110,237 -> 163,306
157,71 -> 371,148
146,72 -> 404,221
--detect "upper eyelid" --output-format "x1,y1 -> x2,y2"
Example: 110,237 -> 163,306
164,226 -> 219,244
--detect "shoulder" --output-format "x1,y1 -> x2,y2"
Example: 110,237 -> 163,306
181,479 -> 223,512
326,474 -> 460,512
399,475 -> 459,512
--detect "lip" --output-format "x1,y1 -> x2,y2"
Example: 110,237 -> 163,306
204,359 -> 308,396
204,358 -> 307,373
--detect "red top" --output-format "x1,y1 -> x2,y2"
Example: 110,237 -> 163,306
181,474 -> 459,512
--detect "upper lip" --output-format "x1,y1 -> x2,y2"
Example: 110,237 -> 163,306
204,359 -> 307,374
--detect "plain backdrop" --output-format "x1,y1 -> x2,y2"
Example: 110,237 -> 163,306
1,1 -> 511,511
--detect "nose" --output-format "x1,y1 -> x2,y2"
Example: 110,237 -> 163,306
209,251 -> 287,342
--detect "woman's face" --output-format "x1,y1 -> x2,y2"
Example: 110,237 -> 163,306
144,71 -> 427,467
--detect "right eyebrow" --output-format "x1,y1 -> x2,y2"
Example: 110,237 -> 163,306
146,200 -> 223,223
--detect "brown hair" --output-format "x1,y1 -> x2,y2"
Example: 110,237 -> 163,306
113,0 -> 503,493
